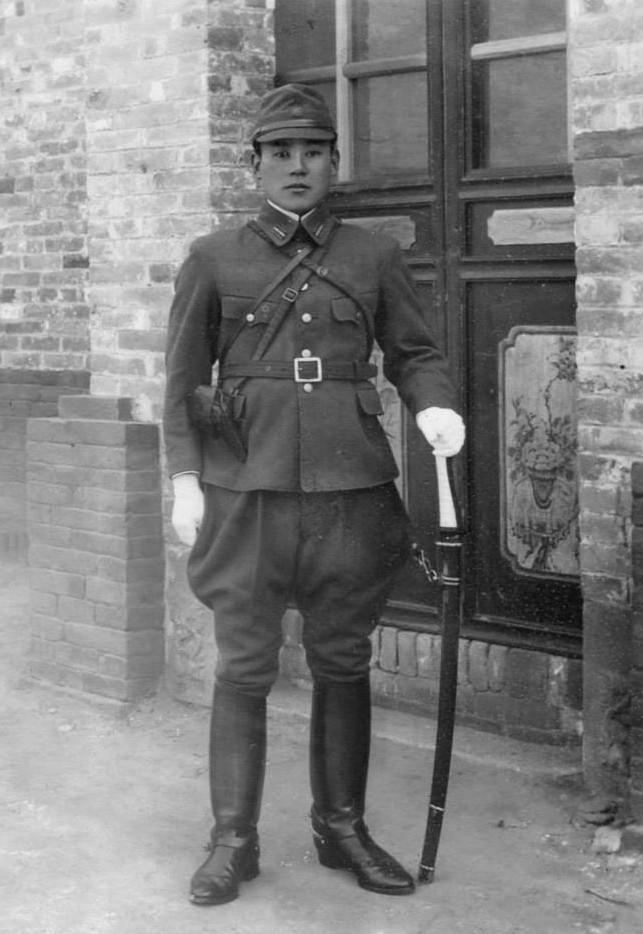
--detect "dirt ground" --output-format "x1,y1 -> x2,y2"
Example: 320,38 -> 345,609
1,561 -> 642,934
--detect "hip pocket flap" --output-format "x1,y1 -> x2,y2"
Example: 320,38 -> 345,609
357,387 -> 383,416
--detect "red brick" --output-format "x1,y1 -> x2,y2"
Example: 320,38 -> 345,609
27,481 -> 73,506
397,631 -> 418,677
85,576 -> 128,607
70,488 -> 128,513
31,615 -> 65,641
416,633 -> 440,681
378,627 -> 398,673
64,621 -> 127,656
30,638 -> 58,662
505,648 -> 549,702
93,602 -> 163,632
30,591 -> 58,616
29,567 -> 85,598
99,648 -> 163,680
468,642 -> 490,692
55,641 -> 99,672
57,596 -> 96,626
29,542 -> 99,577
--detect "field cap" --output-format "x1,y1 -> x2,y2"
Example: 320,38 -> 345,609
251,83 -> 337,144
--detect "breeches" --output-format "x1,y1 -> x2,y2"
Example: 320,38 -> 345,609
187,483 -> 411,695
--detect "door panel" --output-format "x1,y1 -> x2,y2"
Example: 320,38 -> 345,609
467,278 -> 580,638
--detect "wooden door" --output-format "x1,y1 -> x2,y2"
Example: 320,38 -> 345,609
274,0 -> 581,654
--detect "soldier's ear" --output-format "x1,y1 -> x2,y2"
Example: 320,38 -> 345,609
251,151 -> 262,177
330,147 -> 340,176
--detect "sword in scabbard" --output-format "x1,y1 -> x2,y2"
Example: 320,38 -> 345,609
417,453 -> 464,884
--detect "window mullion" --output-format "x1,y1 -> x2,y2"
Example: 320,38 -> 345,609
343,54 -> 427,80
335,0 -> 353,182
470,30 -> 567,62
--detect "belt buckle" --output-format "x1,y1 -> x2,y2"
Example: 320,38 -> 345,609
282,287 -> 299,303
293,357 -> 323,383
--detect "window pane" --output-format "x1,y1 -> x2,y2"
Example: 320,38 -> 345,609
351,0 -> 426,60
354,73 -> 428,177
275,0 -> 335,74
472,52 -> 567,168
472,0 -> 566,43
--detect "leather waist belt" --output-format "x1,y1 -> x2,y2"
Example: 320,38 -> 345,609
220,358 -> 377,383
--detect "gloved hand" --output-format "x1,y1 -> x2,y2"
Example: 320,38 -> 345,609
416,407 -> 465,457
171,473 -> 204,547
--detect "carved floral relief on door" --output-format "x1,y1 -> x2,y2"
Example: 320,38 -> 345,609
500,326 -> 579,579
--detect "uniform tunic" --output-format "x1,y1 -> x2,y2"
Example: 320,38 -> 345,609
163,200 -> 456,491
163,200 -> 457,691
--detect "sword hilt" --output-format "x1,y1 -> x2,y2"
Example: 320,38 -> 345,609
435,454 -> 458,530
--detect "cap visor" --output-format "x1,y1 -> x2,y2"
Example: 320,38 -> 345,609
254,126 -> 336,143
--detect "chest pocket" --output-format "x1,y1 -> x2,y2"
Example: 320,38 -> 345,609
221,296 -> 277,328
331,291 -> 377,340
332,297 -> 362,325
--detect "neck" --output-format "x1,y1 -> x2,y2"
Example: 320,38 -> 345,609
267,199 -> 321,221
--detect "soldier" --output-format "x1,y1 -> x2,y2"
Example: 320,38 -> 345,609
163,84 -> 465,906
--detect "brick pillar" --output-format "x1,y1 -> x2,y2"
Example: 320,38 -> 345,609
26,395 -> 164,706
632,462 -> 643,820
569,0 -> 643,817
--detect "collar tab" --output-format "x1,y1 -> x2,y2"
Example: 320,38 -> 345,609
253,201 -> 339,246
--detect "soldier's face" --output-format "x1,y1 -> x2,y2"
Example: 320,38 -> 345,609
252,139 -> 339,214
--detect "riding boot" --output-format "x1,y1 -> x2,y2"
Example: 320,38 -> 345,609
309,677 -> 415,896
190,684 -> 266,906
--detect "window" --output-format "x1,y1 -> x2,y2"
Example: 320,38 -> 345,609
275,0 -> 430,182
469,0 -> 569,169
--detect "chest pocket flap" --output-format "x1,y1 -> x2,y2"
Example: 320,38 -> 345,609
332,291 -> 377,331
221,296 -> 277,327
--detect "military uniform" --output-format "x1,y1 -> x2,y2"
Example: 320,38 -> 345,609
164,199 -> 456,690
163,83 -> 462,907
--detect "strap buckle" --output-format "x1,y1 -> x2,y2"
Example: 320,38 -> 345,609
282,287 -> 299,303
294,357 -> 323,383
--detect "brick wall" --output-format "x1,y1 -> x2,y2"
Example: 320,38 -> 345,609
85,0 -> 212,421
0,0 -> 91,371
572,3 -> 643,610
570,0 -> 643,808
280,612 -> 583,744
27,395 -> 165,704
0,370 -> 89,562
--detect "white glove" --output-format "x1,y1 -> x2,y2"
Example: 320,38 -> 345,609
171,473 -> 204,547
416,407 -> 465,457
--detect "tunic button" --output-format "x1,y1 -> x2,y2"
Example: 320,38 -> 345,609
246,313 -> 255,323
301,313 -> 312,323
303,383 -> 313,393
301,349 -> 311,357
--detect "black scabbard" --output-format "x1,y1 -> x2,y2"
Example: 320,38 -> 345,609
418,455 -> 464,883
